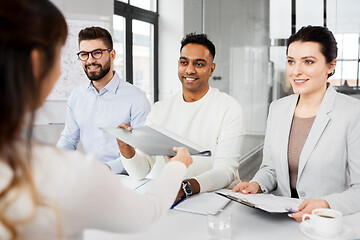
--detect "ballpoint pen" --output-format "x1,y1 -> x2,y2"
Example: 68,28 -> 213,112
170,197 -> 186,209
285,206 -> 299,214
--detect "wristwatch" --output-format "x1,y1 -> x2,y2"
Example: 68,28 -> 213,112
182,181 -> 193,198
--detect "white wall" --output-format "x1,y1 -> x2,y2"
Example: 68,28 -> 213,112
158,0 -> 184,100
51,0 -> 113,19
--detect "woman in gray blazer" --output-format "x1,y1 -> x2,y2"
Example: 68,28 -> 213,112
233,26 -> 360,222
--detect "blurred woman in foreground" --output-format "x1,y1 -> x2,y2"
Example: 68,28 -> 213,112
0,0 -> 192,239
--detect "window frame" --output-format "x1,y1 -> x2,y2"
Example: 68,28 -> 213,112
114,0 -> 159,102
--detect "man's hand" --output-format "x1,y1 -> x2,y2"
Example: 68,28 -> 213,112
173,178 -> 200,203
116,123 -> 136,159
288,199 -> 330,223
232,181 -> 262,194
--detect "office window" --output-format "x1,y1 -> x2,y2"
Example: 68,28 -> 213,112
270,0 -> 360,95
133,20 -> 154,100
114,0 -> 158,102
130,0 -> 157,12
329,34 -> 360,90
113,15 -> 125,82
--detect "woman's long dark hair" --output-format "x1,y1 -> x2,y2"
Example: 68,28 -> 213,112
0,0 -> 67,238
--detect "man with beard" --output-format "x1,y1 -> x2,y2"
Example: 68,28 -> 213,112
57,27 -> 150,174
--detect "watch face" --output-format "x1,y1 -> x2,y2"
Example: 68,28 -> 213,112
183,181 -> 192,196
184,184 -> 191,193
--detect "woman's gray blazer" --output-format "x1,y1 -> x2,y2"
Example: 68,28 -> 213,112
252,85 -> 360,215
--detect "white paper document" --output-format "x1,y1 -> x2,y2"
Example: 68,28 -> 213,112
134,181 -> 230,215
216,189 -> 303,213
100,123 -> 211,157
173,192 -> 231,215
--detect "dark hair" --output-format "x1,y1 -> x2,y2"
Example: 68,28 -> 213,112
287,25 -> 337,64
180,32 -> 216,59
78,26 -> 113,49
0,0 -> 67,238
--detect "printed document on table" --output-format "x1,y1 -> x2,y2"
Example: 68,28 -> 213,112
173,192 -> 230,215
133,181 -> 229,215
100,123 -> 211,157
217,189 -> 303,213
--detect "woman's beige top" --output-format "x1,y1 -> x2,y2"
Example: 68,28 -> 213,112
0,143 -> 187,240
288,116 -> 316,189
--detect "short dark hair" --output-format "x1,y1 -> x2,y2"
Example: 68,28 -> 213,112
287,26 -> 337,64
180,32 -> 216,59
78,26 -> 113,49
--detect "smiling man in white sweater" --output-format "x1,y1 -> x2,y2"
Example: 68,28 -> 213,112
117,33 -> 245,201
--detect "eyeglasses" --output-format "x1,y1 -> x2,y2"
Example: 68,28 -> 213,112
76,48 -> 112,61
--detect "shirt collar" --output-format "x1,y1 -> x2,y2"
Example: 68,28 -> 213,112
86,71 -> 121,94
103,71 -> 121,94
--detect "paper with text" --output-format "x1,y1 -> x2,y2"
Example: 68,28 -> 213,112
217,189 -> 303,213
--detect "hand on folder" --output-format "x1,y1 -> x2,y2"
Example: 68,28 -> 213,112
232,181 -> 262,194
116,122 -> 136,159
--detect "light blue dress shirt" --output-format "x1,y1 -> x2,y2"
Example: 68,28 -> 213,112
57,72 -> 151,173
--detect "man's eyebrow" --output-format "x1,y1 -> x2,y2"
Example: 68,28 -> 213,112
194,58 -> 206,62
179,56 -> 207,62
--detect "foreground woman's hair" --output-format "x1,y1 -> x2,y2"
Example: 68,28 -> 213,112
0,0 -> 67,238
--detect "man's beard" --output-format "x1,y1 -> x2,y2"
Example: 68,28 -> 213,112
84,60 -> 111,81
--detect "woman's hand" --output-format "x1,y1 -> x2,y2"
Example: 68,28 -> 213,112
169,147 -> 193,168
288,199 -> 330,222
232,181 -> 261,194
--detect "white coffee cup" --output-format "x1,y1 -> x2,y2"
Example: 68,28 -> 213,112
302,208 -> 343,238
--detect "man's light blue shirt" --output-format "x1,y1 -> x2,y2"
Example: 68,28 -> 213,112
57,72 -> 151,173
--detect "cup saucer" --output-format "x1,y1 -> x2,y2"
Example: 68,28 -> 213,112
299,222 -> 353,240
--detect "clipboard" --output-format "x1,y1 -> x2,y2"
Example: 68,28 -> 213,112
215,190 -> 303,213
215,192 -> 256,209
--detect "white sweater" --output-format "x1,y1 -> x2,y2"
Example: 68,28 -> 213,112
122,88 -> 245,192
0,143 -> 186,239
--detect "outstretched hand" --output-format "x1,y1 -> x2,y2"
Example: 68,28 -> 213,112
116,122 -> 135,158
169,147 -> 193,168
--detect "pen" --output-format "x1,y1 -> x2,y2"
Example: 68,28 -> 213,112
170,197 -> 185,209
134,179 -> 152,191
285,207 -> 299,213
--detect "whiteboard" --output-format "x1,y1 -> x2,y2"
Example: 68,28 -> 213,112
35,17 -> 111,125
47,18 -> 111,101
